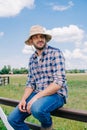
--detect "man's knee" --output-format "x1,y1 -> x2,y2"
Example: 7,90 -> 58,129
31,102 -> 43,118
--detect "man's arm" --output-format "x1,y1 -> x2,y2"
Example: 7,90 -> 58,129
18,87 -> 33,112
35,82 -> 61,98
21,87 -> 33,100
27,82 -> 61,113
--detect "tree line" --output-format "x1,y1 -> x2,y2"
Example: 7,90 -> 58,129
0,65 -> 28,74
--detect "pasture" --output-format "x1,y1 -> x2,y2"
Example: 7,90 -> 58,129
0,73 -> 87,130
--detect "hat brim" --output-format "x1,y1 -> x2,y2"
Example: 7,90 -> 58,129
25,33 -> 52,46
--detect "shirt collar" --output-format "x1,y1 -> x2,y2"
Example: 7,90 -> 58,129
33,44 -> 49,59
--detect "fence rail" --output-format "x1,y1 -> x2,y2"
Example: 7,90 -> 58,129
0,76 -> 9,86
0,97 -> 87,130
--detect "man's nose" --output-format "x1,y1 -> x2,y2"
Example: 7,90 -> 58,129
38,37 -> 42,41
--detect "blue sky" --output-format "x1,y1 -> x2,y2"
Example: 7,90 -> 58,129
0,0 -> 87,70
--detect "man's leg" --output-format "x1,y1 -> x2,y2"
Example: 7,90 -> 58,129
31,93 -> 65,129
7,106 -> 30,130
7,92 -> 36,130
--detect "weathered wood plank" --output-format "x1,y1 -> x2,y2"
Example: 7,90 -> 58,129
0,97 -> 87,122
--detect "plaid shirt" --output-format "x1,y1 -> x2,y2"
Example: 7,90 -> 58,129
26,45 -> 68,99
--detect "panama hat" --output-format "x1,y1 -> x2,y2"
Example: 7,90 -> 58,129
25,25 -> 52,45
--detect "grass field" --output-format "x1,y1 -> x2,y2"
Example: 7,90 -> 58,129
0,73 -> 87,130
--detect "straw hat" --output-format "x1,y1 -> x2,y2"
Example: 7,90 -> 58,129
25,25 -> 52,45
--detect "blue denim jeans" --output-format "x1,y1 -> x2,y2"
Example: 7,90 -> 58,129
7,92 -> 65,130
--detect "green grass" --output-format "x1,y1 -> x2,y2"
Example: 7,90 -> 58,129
0,73 -> 87,130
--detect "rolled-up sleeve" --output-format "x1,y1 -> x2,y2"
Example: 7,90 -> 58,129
26,64 -> 36,90
52,50 -> 66,87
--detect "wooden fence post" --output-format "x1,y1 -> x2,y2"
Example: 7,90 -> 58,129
0,107 -> 14,130
0,76 -> 9,86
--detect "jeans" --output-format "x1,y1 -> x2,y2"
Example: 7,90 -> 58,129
7,92 -> 65,130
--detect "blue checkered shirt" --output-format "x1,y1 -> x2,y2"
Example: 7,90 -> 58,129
26,45 -> 68,99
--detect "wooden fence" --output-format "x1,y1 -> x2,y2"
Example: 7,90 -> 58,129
0,76 -> 9,86
0,97 -> 87,130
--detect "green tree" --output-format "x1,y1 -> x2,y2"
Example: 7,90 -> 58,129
0,65 -> 11,74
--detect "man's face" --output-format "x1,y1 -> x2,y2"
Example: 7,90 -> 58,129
31,34 -> 46,50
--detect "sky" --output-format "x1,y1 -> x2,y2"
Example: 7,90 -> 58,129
0,0 -> 87,70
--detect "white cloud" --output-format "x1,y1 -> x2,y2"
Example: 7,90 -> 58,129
0,32 -> 4,37
64,47 -> 87,69
47,25 -> 84,46
52,1 -> 74,11
73,49 -> 84,59
0,0 -> 35,17
84,41 -> 87,47
22,45 -> 35,55
82,42 -> 87,53
65,58 -> 87,70
63,50 -> 72,59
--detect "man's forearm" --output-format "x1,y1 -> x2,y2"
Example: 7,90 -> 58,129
34,82 -> 61,99
21,87 -> 33,101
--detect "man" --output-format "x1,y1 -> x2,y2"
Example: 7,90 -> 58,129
8,25 -> 68,130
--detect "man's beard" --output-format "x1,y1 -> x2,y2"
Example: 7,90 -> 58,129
34,42 -> 46,50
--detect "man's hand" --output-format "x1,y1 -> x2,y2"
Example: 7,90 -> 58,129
18,99 -> 27,112
27,97 -> 37,114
